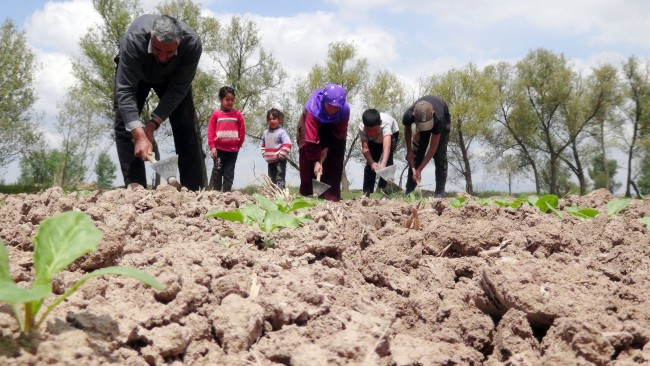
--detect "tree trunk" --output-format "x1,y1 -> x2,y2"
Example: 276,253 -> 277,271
457,125 -> 473,195
625,143 -> 635,198
549,155 -> 559,195
599,123 -> 611,192
340,132 -> 358,194
507,169 -> 512,196
341,171 -> 350,192
571,143 -> 587,195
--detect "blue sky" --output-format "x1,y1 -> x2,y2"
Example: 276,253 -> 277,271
2,0 -> 649,191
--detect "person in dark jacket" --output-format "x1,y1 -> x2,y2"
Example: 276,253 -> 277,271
402,95 -> 451,198
113,14 -> 204,190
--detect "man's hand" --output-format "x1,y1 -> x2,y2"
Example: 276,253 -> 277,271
413,167 -> 422,184
132,128 -> 153,160
314,161 -> 323,176
144,121 -> 157,143
209,148 -> 218,159
371,162 -> 381,171
406,151 -> 415,167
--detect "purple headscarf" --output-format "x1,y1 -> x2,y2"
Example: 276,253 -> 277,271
304,84 -> 350,123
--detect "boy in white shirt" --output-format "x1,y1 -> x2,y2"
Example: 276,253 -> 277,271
359,109 -> 399,196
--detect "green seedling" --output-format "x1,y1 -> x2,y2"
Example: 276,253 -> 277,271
260,237 -> 276,250
251,193 -> 317,213
528,195 -> 562,218
476,198 -> 492,206
639,217 -> 650,228
449,197 -> 466,208
606,198 -> 631,217
0,211 -> 163,335
206,194 -> 314,233
565,205 -> 599,219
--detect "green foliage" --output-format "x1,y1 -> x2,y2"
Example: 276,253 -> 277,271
18,149 -> 86,189
588,156 -> 619,193
205,193 -> 315,233
621,56 -> 650,197
0,211 -> 163,334
0,19 -> 41,170
449,197 -> 466,208
481,196 -> 527,209
94,151 -> 117,188
606,198 -> 631,216
0,184 -> 44,194
208,15 -> 287,138
428,63 -> 498,194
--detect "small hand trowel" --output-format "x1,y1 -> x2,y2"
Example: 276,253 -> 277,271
312,173 -> 331,197
376,165 -> 396,182
147,154 -> 181,188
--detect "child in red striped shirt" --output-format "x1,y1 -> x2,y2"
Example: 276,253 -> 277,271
207,86 -> 246,192
261,108 -> 292,189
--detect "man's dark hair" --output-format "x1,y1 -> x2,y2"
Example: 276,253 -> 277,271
362,108 -> 381,127
152,15 -> 182,44
267,108 -> 284,121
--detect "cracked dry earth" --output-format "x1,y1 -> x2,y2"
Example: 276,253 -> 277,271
0,187 -> 649,366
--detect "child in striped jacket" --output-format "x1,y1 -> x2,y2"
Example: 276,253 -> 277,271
207,86 -> 246,192
261,108 -> 292,189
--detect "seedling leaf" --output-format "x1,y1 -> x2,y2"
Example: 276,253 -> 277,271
253,193 -> 279,212
450,197 -> 466,208
0,212 -> 163,335
261,210 -> 292,232
205,209 -> 244,223
535,195 -> 558,213
0,240 -> 12,283
241,204 -> 266,225
35,266 -> 164,329
565,206 -> 599,219
284,198 -> 317,213
607,198 -> 631,216
640,217 -> 650,228
0,282 -> 51,304
33,211 -> 103,286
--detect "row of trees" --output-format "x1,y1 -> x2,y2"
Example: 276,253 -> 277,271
2,0 -> 649,196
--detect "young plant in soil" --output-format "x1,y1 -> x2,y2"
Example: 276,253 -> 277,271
606,198 -> 631,216
206,193 -> 315,236
0,211 -> 163,336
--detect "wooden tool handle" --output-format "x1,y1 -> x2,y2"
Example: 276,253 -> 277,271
316,173 -> 322,182
147,154 -> 157,164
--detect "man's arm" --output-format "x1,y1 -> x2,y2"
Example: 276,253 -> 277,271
115,34 -> 148,131
379,134 -> 391,167
415,133 -> 441,177
361,139 -> 374,166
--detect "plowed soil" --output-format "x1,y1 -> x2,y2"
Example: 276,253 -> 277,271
1,187 -> 649,365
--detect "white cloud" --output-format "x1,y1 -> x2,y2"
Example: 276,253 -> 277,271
32,51 -> 75,126
24,0 -> 101,54
204,11 -> 399,79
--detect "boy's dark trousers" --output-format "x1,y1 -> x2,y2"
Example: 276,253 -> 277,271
405,124 -> 450,195
363,132 -> 399,194
210,150 -> 238,192
268,159 -> 287,189
113,77 -> 204,191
